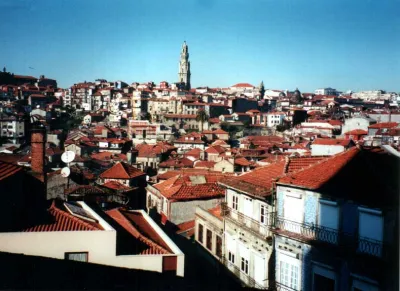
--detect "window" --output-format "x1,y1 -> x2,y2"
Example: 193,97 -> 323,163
358,207 -> 383,256
228,251 -> 235,263
280,261 -> 299,290
65,252 -> 88,262
313,273 -> 335,291
198,223 -> 204,243
243,197 -> 253,217
206,229 -> 212,250
147,195 -> 152,208
318,200 -> 339,244
232,195 -> 238,210
241,257 -> 249,274
260,204 -> 268,224
216,235 -> 222,258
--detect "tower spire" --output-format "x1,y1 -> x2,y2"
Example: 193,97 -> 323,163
178,41 -> 191,90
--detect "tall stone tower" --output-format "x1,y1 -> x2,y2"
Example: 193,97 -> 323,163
178,41 -> 191,90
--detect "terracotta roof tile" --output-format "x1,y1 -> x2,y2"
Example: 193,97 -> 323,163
154,174 -> 226,201
0,161 -> 22,181
106,208 -> 171,255
194,161 -> 216,168
278,147 -> 359,190
345,129 -> 368,135
22,200 -> 103,232
312,138 -> 353,146
99,162 -> 145,179
368,122 -> 398,129
102,180 -> 133,191
220,161 -> 287,197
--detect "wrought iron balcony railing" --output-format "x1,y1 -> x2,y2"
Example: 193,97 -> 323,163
273,215 -> 385,258
222,206 -> 274,238
221,257 -> 268,289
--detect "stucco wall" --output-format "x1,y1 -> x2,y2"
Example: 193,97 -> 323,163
170,198 -> 221,225
311,144 -> 344,156
0,204 -> 185,277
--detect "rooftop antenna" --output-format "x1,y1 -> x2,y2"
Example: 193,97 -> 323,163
61,150 -> 76,199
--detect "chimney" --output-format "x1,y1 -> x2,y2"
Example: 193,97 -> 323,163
31,124 -> 46,176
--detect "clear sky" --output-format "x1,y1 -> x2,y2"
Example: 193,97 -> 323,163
1,0 -> 399,92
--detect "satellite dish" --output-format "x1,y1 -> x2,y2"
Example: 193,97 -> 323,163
61,167 -> 70,178
61,151 -> 76,163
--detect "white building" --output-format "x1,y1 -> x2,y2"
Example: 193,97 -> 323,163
310,138 -> 355,156
351,90 -> 392,101
314,87 -> 339,96
0,114 -> 25,144
0,200 -> 184,276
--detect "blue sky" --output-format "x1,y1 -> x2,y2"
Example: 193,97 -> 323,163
1,0 -> 399,92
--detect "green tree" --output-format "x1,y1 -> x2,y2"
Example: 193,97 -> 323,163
259,81 -> 265,99
143,112 -> 152,122
196,109 -> 209,132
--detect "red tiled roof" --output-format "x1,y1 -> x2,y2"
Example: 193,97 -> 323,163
220,161 -> 287,197
234,157 -> 252,166
99,162 -> 145,179
368,122 -> 398,129
106,208 -> 171,255
285,156 -> 328,174
211,139 -> 228,146
209,117 -> 221,123
312,138 -> 353,146
194,161 -> 216,168
0,161 -> 23,181
278,147 -> 359,190
23,200 -> 103,232
344,129 -> 368,135
14,75 -> 36,79
231,83 -> 254,88
159,157 -> 194,168
65,185 -> 106,195
213,129 -> 228,134
102,180 -> 133,191
327,120 -> 343,126
207,205 -> 222,220
183,148 -> 202,159
154,175 -> 226,201
157,169 -> 234,180
176,220 -> 195,234
205,145 -> 226,154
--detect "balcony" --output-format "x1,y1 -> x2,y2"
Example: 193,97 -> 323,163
222,206 -> 273,239
221,257 -> 296,290
273,215 -> 385,258
221,257 -> 267,289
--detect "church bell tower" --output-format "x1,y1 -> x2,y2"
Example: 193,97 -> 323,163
178,41 -> 191,90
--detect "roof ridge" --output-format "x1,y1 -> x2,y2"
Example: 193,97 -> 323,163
49,201 -> 101,231
116,209 -> 170,254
